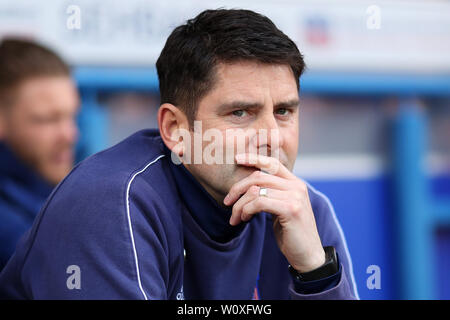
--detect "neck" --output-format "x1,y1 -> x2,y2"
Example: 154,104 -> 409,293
183,164 -> 229,210
168,160 -> 244,243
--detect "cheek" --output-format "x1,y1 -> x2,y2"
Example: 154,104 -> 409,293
281,126 -> 299,158
17,125 -> 59,162
29,124 -> 56,145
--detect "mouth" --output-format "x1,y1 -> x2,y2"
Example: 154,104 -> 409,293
234,164 -> 270,179
235,159 -> 289,173
51,149 -> 74,165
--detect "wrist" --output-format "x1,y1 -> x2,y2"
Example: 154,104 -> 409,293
291,248 -> 326,273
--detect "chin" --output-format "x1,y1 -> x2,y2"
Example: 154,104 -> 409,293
233,165 -> 258,179
42,166 -> 72,186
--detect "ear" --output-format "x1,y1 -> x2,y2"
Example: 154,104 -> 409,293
158,103 -> 190,157
0,107 -> 6,140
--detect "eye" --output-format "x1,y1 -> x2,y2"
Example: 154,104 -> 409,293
32,114 -> 59,124
275,108 -> 289,116
232,109 -> 248,117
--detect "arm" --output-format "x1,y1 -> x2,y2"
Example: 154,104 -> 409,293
0,174 -> 173,299
225,153 -> 358,300
287,184 -> 359,299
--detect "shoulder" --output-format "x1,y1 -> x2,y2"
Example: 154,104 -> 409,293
306,181 -> 336,221
26,129 -> 170,250
71,129 -> 165,186
53,129 -> 166,206
304,180 -> 344,245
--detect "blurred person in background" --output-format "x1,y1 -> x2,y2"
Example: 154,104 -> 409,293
0,38 -> 79,271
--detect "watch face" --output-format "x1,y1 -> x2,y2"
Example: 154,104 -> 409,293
325,246 -> 339,267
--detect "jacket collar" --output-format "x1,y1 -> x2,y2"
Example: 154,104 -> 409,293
164,144 -> 245,243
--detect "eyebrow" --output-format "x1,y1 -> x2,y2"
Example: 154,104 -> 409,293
217,98 -> 300,113
274,98 -> 300,109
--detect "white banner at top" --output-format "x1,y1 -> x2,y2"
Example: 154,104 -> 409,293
0,0 -> 449,73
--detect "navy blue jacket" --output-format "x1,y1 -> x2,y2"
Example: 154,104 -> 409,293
0,143 -> 53,271
0,130 -> 359,299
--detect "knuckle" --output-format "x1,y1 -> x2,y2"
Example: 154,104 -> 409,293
254,198 -> 263,210
228,187 -> 236,198
269,161 -> 279,171
298,181 -> 308,193
294,191 -> 303,203
251,170 -> 262,179
288,202 -> 300,215
242,203 -> 250,215
249,185 -> 260,195
232,204 -> 240,217
230,185 -> 243,198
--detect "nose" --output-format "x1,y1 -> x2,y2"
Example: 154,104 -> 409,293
59,116 -> 79,146
251,110 -> 283,157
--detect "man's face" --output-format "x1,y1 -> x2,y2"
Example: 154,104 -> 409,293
0,76 -> 79,185
184,61 -> 299,203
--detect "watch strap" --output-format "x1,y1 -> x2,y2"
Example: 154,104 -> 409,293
288,246 -> 339,282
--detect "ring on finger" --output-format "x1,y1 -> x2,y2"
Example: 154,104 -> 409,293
259,187 -> 268,197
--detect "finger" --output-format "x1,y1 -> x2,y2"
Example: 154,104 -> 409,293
229,185 -> 259,226
235,153 -> 293,178
239,196 -> 288,224
224,170 -> 287,206
229,186 -> 287,225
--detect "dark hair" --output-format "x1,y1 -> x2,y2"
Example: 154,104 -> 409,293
156,9 -> 306,125
0,38 -> 70,106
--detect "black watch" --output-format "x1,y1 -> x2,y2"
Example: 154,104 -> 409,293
288,246 -> 339,282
